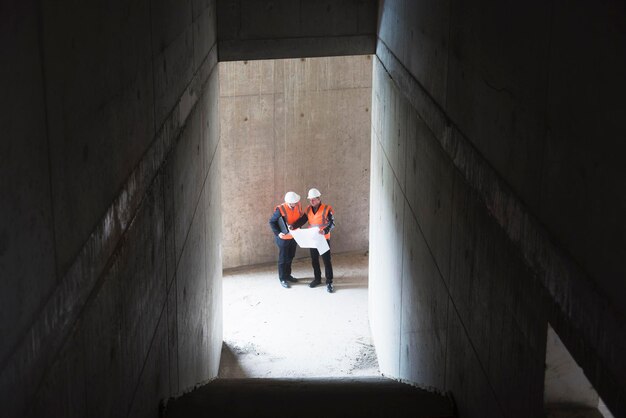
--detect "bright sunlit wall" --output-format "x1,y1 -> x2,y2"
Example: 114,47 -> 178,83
219,55 -> 372,269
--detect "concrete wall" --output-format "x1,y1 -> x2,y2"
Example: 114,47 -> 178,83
220,56 -> 372,269
4,0 -> 624,416
0,1 -> 221,416
545,325 -> 599,409
369,1 -> 625,417
217,0 -> 377,61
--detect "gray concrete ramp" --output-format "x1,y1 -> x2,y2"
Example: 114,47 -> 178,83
165,377 -> 454,418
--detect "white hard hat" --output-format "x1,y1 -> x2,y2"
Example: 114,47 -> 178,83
307,188 -> 321,199
284,191 -> 300,204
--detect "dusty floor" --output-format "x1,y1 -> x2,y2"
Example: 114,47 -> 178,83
218,251 -> 380,378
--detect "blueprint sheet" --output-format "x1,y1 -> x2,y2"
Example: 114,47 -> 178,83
289,228 -> 330,255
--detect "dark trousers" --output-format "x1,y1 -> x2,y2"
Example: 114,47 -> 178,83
275,236 -> 297,282
310,239 -> 333,284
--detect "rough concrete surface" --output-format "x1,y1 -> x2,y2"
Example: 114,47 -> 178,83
400,200 -> 448,390
219,251 -> 379,378
371,1 -> 625,417
370,48 -> 556,417
0,0 -> 57,371
220,55 -> 372,269
0,1 -> 221,416
445,0 -> 550,211
540,1 -> 626,321
42,0 -> 156,276
370,0 -> 626,417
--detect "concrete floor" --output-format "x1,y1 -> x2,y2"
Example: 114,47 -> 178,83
218,251 -> 380,378
166,257 -> 456,418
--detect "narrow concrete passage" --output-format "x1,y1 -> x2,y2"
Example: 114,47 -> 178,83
219,252 -> 379,378
165,252 -> 454,418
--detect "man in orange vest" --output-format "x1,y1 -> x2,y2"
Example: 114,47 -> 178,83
290,188 -> 335,293
269,191 -> 303,288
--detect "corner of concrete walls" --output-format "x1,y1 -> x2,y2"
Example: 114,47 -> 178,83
0,0 -> 221,416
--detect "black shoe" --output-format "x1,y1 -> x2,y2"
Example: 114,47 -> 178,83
327,283 -> 334,293
280,280 -> 290,288
309,279 -> 321,288
286,275 -> 298,283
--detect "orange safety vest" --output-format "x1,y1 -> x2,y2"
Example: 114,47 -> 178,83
276,202 -> 302,239
306,203 -> 333,239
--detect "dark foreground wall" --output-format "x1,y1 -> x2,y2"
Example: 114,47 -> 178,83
0,1 -> 222,416
216,0 -> 378,61
369,0 -> 625,417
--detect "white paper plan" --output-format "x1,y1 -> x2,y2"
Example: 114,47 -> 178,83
289,228 -> 330,255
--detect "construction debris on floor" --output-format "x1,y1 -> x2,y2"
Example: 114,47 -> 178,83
219,251 -> 380,378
